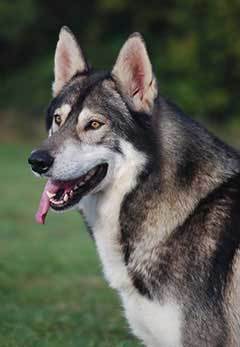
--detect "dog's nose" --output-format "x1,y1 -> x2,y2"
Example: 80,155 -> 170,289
28,150 -> 54,174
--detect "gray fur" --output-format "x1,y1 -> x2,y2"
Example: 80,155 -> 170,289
30,29 -> 240,347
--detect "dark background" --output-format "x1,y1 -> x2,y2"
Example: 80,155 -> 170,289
1,0 -> 240,144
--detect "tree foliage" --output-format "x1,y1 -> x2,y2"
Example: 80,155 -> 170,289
1,0 -> 240,125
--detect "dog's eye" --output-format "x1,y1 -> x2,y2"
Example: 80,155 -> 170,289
85,120 -> 103,130
54,114 -> 62,126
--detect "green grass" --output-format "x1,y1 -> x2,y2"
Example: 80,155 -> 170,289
0,144 -> 139,347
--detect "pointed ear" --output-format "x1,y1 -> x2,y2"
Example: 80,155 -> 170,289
52,26 -> 88,96
112,33 -> 158,113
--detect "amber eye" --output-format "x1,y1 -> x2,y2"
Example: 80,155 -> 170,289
86,120 -> 103,130
54,114 -> 62,126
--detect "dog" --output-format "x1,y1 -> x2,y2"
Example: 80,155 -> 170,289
28,26 -> 240,346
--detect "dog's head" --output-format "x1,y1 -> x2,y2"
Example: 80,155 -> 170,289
28,27 -> 159,224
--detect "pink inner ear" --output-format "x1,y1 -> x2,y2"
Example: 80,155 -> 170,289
60,47 -> 71,81
125,44 -> 147,100
113,34 -> 154,109
132,63 -> 145,99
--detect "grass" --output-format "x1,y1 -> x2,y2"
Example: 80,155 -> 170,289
0,143 -> 140,347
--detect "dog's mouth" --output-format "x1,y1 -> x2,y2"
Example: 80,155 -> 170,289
36,163 -> 108,224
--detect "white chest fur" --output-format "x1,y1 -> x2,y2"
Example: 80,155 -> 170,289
81,192 -> 183,347
82,190 -> 132,290
80,140 -> 146,290
80,140 -> 144,290
122,291 -> 182,347
79,140 -> 182,346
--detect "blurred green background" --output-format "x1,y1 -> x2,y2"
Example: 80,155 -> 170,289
0,1 -> 240,346
1,0 -> 240,144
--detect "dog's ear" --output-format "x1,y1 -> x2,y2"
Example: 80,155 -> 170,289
53,26 -> 88,96
112,33 -> 158,113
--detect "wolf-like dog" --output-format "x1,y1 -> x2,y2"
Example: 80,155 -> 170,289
28,27 -> 240,346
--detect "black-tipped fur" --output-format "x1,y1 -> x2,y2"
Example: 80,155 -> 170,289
32,31 -> 240,347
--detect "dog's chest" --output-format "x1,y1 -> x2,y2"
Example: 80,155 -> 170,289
80,196 -> 183,347
80,140 -> 148,289
122,292 -> 182,347
81,192 -> 131,290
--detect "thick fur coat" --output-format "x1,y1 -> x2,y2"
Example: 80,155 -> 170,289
29,27 -> 240,347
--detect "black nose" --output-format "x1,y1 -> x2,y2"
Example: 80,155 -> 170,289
28,150 -> 54,174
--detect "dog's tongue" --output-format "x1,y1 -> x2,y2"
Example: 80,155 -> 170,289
35,180 -> 60,224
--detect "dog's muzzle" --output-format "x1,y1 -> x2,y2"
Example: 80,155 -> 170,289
28,150 -> 54,174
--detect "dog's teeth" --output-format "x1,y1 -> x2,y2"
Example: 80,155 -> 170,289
46,191 -> 56,199
79,181 -> 85,186
70,190 -> 74,197
63,193 -> 69,202
52,199 -> 63,205
73,185 -> 78,191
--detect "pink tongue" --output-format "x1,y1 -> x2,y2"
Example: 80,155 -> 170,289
35,180 -> 60,224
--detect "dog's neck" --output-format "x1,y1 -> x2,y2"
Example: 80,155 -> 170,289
79,97 -> 240,290
82,96 -> 240,242
118,98 -> 240,262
